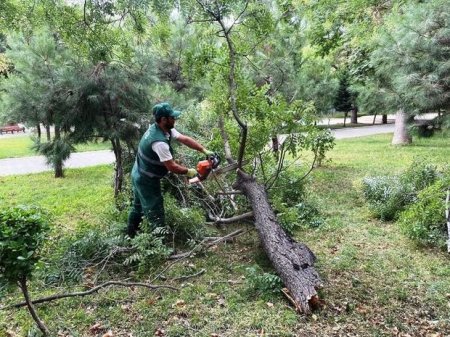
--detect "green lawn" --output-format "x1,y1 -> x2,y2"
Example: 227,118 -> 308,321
0,134 -> 111,159
1,133 -> 450,336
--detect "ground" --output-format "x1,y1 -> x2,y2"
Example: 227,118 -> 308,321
0,133 -> 449,337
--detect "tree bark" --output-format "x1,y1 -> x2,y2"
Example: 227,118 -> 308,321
54,126 -> 64,178
392,109 -> 412,145
218,114 -> 235,164
382,114 -> 388,124
18,277 -> 50,336
45,124 -> 51,142
351,108 -> 358,124
36,124 -> 41,140
111,137 -> 123,199
236,170 -> 322,313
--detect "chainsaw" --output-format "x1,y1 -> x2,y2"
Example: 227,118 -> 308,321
188,153 -> 241,184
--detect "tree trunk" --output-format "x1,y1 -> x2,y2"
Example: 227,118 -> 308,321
343,111 -> 348,127
18,277 -> 50,336
111,137 -> 123,199
271,136 -> 279,153
45,125 -> 51,142
218,114 -> 235,164
382,114 -> 388,124
54,126 -> 64,178
36,124 -> 41,140
350,109 -> 358,124
236,170 -> 322,313
392,109 -> 412,145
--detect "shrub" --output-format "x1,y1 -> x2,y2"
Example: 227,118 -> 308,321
401,161 -> 439,192
0,205 -> 50,287
398,180 -> 448,248
362,161 -> 440,221
0,205 -> 51,335
362,176 -> 415,221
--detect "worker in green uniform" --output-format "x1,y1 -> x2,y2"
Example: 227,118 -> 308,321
127,102 -> 213,237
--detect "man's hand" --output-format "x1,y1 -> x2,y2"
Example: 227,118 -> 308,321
202,148 -> 215,156
186,168 -> 197,178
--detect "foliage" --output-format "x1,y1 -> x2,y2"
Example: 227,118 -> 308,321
398,179 -> 449,248
2,134 -> 450,335
362,161 -> 440,220
270,167 -> 323,234
124,225 -> 173,274
362,175 -> 414,221
334,72 -> 353,113
0,205 -> 50,288
371,0 -> 450,117
45,224 -> 126,284
164,193 -> 207,244
245,265 -> 283,294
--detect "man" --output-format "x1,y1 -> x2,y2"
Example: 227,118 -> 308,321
127,102 -> 213,237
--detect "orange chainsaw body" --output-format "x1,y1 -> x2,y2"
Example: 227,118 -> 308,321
196,160 -> 213,177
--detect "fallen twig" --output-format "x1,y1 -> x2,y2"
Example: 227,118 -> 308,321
281,287 -> 302,313
169,229 -> 246,260
209,211 -> 254,224
4,281 -> 178,310
172,269 -> 206,282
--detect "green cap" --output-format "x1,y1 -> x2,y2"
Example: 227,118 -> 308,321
152,102 -> 181,119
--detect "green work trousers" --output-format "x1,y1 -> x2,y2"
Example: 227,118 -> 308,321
127,171 -> 165,237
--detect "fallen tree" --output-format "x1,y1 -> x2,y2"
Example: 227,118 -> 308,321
236,169 -> 322,313
188,0 -> 326,314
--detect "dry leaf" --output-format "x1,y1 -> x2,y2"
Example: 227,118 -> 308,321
6,330 -> 17,337
89,323 -> 104,334
312,314 -> 318,321
218,298 -> 226,307
154,328 -> 166,336
175,299 -> 185,307
266,302 -> 274,308
102,331 -> 113,337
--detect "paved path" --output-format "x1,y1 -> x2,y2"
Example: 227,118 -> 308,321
0,124 -> 398,177
0,150 -> 115,176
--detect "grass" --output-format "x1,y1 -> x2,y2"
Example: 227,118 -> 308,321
0,134 -> 111,159
1,133 -> 450,336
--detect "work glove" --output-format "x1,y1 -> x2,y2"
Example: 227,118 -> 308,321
202,148 -> 215,156
186,168 -> 197,178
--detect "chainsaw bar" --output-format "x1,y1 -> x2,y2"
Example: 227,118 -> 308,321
210,160 -> 247,177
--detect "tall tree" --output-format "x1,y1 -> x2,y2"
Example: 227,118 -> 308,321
1,30 -> 79,177
371,0 -> 450,144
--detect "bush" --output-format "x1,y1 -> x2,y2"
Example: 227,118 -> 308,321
398,180 -> 448,248
362,176 -> 415,221
362,161 -> 440,221
0,205 -> 50,288
401,161 -> 439,192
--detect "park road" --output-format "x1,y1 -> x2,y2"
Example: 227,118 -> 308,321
0,124 -> 396,177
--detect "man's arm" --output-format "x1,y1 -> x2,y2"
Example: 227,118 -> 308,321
176,134 -> 206,153
163,159 -> 190,175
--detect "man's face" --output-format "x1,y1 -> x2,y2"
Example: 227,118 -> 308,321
163,116 -> 176,129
